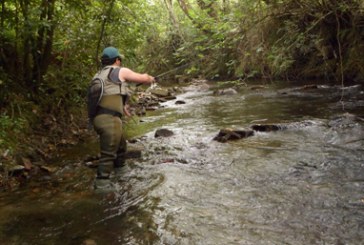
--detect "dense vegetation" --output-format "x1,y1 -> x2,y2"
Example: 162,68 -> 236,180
0,0 -> 363,153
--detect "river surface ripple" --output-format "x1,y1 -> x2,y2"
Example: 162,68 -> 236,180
1,82 -> 364,245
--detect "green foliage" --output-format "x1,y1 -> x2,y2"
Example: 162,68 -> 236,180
0,114 -> 27,150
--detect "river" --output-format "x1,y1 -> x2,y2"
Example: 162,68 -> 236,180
1,81 -> 363,245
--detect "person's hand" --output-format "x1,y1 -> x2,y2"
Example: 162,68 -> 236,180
149,75 -> 156,84
150,76 -> 158,89
123,104 -> 132,117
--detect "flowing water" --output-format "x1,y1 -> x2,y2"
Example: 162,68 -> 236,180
1,82 -> 364,245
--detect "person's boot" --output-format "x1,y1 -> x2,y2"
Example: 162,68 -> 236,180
113,155 -> 125,168
94,165 -> 115,192
93,178 -> 115,192
97,163 -> 113,178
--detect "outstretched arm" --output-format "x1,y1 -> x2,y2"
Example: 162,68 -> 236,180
119,67 -> 154,84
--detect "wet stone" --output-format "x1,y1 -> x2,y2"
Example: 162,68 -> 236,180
155,128 -> 174,138
85,161 -> 98,168
82,239 -> 97,245
145,106 -> 159,111
328,113 -> 364,128
150,87 -> 170,97
251,124 -> 282,132
213,128 -> 254,143
163,95 -> 177,101
249,85 -> 267,90
213,88 -> 238,96
125,149 -> 142,159
175,100 -> 186,105
251,120 -> 318,131
8,165 -> 26,176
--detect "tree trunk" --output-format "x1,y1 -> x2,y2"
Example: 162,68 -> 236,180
222,0 -> 230,14
32,0 -> 56,93
32,0 -> 48,87
176,0 -> 194,22
164,0 -> 180,33
0,0 -> 6,66
39,0 -> 56,84
177,0 -> 212,34
196,0 -> 218,19
19,0 -> 33,90
95,0 -> 116,67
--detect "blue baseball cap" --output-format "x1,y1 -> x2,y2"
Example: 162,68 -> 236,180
101,47 -> 123,59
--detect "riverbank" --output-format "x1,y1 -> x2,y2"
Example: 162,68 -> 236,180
0,85 -> 183,191
0,109 -> 92,190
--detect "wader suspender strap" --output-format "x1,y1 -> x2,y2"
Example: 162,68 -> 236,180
96,77 -> 104,105
107,67 -> 123,101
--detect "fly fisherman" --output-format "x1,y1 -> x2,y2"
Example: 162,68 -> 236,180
88,46 -> 155,187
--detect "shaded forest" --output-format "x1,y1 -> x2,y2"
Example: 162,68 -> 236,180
0,0 -> 363,156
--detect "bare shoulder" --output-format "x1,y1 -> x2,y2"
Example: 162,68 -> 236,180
119,67 -> 133,75
119,67 -> 134,81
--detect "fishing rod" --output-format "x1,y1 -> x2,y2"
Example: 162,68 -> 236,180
136,62 -> 191,86
155,62 -> 191,80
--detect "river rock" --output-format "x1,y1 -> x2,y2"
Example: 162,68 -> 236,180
164,95 -> 177,101
155,128 -> 174,138
250,85 -> 267,90
145,106 -> 159,111
251,120 -> 318,131
213,128 -> 254,143
125,149 -> 142,159
82,239 -> 97,245
328,113 -> 364,128
8,165 -> 26,176
175,100 -> 186,105
149,87 -> 170,97
191,78 -> 209,84
213,88 -> 238,96
251,124 -> 282,132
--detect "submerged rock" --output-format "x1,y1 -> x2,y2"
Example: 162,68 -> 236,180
251,124 -> 282,132
213,88 -> 238,96
164,95 -> 177,101
251,120 -> 319,132
249,85 -> 267,90
175,100 -> 186,105
325,113 -> 364,146
328,113 -> 364,128
213,128 -> 254,143
125,149 -> 143,159
155,128 -> 174,138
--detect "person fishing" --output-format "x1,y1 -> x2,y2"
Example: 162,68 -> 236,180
88,46 -> 155,183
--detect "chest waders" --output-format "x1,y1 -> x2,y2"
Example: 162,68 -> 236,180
89,66 -> 129,179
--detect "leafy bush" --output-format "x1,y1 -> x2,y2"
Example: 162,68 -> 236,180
0,114 -> 27,150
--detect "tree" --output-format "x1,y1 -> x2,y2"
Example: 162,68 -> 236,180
0,0 -> 56,93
